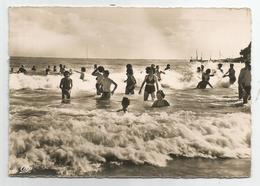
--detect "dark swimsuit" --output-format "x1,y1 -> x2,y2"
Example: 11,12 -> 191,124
144,75 -> 156,93
125,76 -> 136,94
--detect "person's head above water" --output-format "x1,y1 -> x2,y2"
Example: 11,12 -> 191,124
156,65 -> 159,69
151,64 -> 155,68
230,64 -> 234,68
197,67 -> 201,72
97,66 -> 105,72
205,69 -> 211,74
81,67 -> 86,72
201,65 -> 204,70
126,64 -> 132,69
121,97 -> 130,109
218,63 -> 223,68
103,70 -> 109,77
156,90 -> 165,100
64,71 -> 70,77
146,66 -> 153,74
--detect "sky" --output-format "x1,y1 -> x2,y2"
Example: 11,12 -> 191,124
9,7 -> 251,59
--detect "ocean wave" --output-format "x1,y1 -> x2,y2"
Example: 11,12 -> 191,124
9,106 -> 251,175
9,62 -> 243,92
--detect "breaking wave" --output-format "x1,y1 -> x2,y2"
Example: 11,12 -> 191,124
9,106 -> 251,175
9,62 -> 243,92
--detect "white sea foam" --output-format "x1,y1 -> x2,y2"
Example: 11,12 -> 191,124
9,105 -> 251,175
9,62 -> 244,92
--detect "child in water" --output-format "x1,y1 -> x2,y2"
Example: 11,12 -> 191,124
100,70 -> 117,100
139,66 -> 159,101
80,67 -> 86,80
152,90 -> 170,107
196,69 -> 214,89
117,97 -> 130,113
155,65 -> 165,81
59,71 -> 73,103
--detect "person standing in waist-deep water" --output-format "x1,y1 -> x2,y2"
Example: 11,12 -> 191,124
139,66 -> 159,101
53,65 -> 57,72
59,71 -> 73,103
92,66 -> 105,95
152,90 -> 170,107
31,65 -> 36,71
223,64 -> 236,84
217,63 -> 224,73
59,64 -> 63,74
124,68 -> 136,95
100,70 -> 117,100
80,67 -> 86,80
45,66 -> 51,75
238,61 -> 251,104
196,68 -> 214,89
155,65 -> 165,81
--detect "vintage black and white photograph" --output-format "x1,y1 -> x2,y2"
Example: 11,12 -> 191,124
8,7 -> 251,177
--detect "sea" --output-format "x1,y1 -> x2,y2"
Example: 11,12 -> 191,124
8,57 -> 251,177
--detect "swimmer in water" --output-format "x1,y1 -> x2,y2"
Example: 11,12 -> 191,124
53,65 -> 57,72
31,65 -> 36,71
223,63 -> 236,84
117,97 -> 130,113
139,66 -> 159,101
155,65 -> 165,81
92,66 -> 105,95
238,61 -> 251,104
45,66 -> 51,75
80,67 -> 86,80
217,63 -> 224,73
165,64 -> 171,71
196,68 -> 214,89
17,65 -> 27,74
100,70 -> 118,100
124,69 -> 136,95
152,90 -> 170,108
201,65 -> 205,73
59,71 -> 73,103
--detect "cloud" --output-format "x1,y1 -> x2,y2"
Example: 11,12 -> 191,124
9,8 -> 251,59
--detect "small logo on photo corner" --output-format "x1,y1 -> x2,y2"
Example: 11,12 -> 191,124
19,165 -> 32,174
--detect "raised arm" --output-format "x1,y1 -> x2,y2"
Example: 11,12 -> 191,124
91,69 -> 99,76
